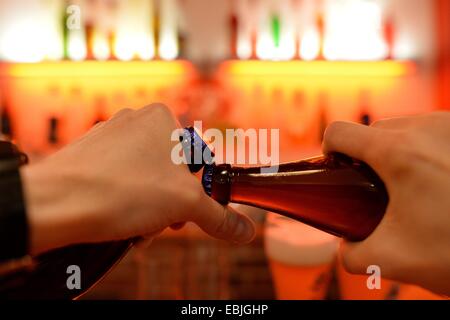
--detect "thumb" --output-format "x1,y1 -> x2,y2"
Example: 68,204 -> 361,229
192,194 -> 256,244
339,240 -> 369,274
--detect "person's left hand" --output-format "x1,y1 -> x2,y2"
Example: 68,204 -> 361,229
22,104 -> 256,255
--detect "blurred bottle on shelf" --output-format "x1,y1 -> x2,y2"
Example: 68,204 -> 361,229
158,0 -> 179,60
91,0 -> 113,61
106,0 -> 118,60
64,0 -> 87,61
250,30 -> 258,60
317,92 -> 328,143
249,0 -> 258,60
43,85 -> 64,154
359,90 -> 372,126
296,0 -> 321,60
234,0 -> 254,60
229,0 -> 239,59
383,14 -> 396,60
315,2 -> 325,60
270,11 -> 281,51
93,96 -> 108,126
133,0 -> 156,60
48,117 -> 60,147
153,0 -> 160,59
0,93 -> 13,142
61,0 -> 70,60
265,214 -> 338,299
314,0 -> 326,60
177,0 -> 188,59
360,111 -> 371,126
294,34 -> 302,60
277,0 -> 296,61
255,0 -> 274,60
291,0 -> 303,60
84,0 -> 96,60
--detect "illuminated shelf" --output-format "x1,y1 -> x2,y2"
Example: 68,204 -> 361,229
219,60 -> 417,77
0,60 -> 195,78
0,60 -> 417,79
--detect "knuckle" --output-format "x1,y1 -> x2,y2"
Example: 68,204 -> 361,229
112,108 -> 133,120
371,119 -> 390,129
341,250 -> 365,274
356,130 -> 387,165
323,121 -> 344,140
142,103 -> 171,116
116,107 -> 133,115
215,207 -> 233,238
382,132 -> 417,178
139,104 -> 176,128
322,121 -> 346,149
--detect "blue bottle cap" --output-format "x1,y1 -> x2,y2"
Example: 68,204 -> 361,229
181,127 -> 215,172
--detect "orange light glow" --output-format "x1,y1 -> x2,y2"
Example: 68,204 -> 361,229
158,0 -> 179,61
113,32 -> 135,61
1,60 -> 196,154
93,31 -> 111,61
323,1 -> 388,61
219,60 -> 416,77
67,29 -> 87,62
2,60 -> 194,78
300,28 -> 321,61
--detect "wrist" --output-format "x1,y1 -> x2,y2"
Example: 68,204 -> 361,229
21,163 -> 86,255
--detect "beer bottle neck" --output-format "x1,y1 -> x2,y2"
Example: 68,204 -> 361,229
207,164 -> 232,205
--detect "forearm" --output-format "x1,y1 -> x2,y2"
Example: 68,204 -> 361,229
21,163 -> 91,255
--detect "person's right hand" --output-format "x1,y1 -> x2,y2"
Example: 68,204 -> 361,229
22,104 -> 255,256
323,111 -> 450,296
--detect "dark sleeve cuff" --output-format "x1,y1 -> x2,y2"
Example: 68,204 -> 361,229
0,144 -> 29,262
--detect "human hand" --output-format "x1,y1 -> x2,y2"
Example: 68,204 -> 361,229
22,104 -> 255,255
323,112 -> 450,295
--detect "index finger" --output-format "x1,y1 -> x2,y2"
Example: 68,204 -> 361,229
322,121 -> 387,171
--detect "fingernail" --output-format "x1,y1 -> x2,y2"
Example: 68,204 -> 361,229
233,219 -> 254,244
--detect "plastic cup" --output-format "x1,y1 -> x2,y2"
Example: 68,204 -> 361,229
264,213 -> 338,300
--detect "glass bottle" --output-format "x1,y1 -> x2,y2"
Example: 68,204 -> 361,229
201,153 -> 388,241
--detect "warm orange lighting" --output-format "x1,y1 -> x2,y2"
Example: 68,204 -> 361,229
158,0 -> 179,61
93,31 -> 111,61
113,32 -> 135,61
300,28 -> 321,61
324,1 -> 387,61
1,60 -> 195,78
67,28 -> 87,62
220,60 -> 416,77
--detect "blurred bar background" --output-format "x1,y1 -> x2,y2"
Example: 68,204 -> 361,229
0,0 -> 448,300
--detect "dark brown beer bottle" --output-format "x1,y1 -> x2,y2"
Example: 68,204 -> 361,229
201,154 -> 388,241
